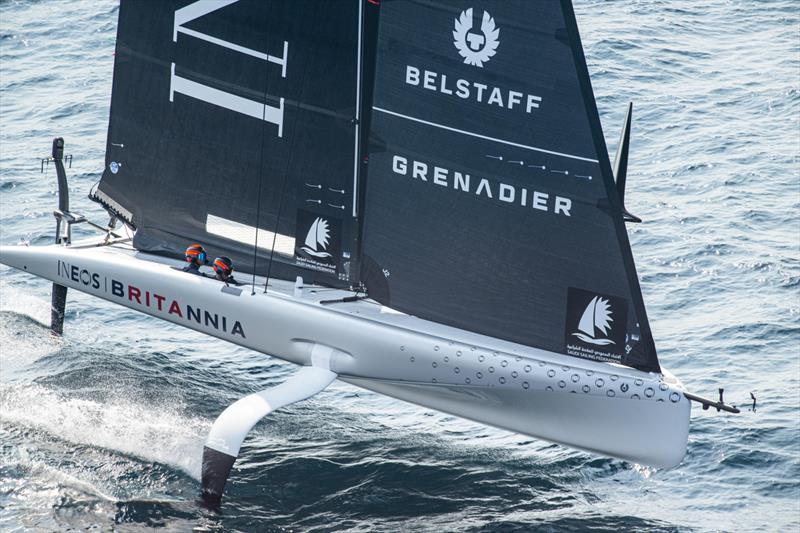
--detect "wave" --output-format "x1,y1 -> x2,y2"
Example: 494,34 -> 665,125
0,382 -> 209,479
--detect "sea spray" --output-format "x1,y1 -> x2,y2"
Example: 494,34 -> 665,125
0,382 -> 209,479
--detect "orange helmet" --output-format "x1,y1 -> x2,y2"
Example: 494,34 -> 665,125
185,244 -> 208,265
213,256 -> 234,279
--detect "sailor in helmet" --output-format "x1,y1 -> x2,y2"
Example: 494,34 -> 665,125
183,244 -> 209,275
212,256 -> 242,286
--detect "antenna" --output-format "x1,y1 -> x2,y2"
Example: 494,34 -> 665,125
613,102 -> 642,223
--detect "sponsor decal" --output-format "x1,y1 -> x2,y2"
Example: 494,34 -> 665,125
574,296 -> 615,346
453,8 -> 499,68
564,287 -> 627,363
57,261 -> 102,290
405,66 -> 541,114
170,0 -> 288,137
391,155 -> 572,217
301,217 -> 332,259
294,209 -> 341,275
56,260 -> 246,338
399,7 -> 542,114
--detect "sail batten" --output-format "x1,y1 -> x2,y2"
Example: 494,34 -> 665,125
372,106 -> 600,163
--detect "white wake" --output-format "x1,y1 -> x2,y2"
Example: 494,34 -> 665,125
0,382 -> 209,479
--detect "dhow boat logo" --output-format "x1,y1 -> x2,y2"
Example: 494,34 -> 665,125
572,296 -> 616,345
453,8 -> 499,68
301,217 -> 332,259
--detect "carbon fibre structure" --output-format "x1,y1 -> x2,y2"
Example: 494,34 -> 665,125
360,1 -> 659,372
0,0 -> 755,510
92,0 -> 659,373
96,0 -> 363,287
0,0 -> 720,507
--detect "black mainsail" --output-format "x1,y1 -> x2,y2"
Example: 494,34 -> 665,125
359,0 -> 659,372
94,0 -> 363,286
93,0 -> 658,373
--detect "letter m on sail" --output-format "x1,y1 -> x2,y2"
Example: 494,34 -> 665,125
170,0 -> 288,137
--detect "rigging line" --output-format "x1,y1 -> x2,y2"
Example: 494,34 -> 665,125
264,9 -> 314,294
250,151 -> 265,294
250,3 -> 278,295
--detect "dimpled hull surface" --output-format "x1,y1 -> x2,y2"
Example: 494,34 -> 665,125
0,240 -> 690,468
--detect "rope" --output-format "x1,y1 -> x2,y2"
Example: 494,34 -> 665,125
249,3 -> 278,295
263,12 -> 314,293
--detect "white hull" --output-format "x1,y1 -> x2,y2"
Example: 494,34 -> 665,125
0,240 -> 690,468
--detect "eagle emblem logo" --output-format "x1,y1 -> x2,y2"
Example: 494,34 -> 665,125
453,8 -> 500,68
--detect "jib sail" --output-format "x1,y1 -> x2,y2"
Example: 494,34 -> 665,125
94,0 -> 363,286
359,0 -> 660,372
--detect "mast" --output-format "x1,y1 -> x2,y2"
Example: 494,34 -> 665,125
352,0 -> 364,218
354,0 -> 382,291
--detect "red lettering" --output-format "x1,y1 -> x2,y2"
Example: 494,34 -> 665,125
168,300 -> 183,318
145,290 -> 151,307
154,293 -> 165,311
128,285 -> 141,304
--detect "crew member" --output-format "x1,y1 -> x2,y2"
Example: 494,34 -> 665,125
212,256 -> 242,286
183,244 -> 209,275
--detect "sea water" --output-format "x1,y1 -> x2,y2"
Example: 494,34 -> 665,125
1,1 -> 798,531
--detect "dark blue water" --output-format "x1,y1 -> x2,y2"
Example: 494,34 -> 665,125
1,1 -> 798,531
